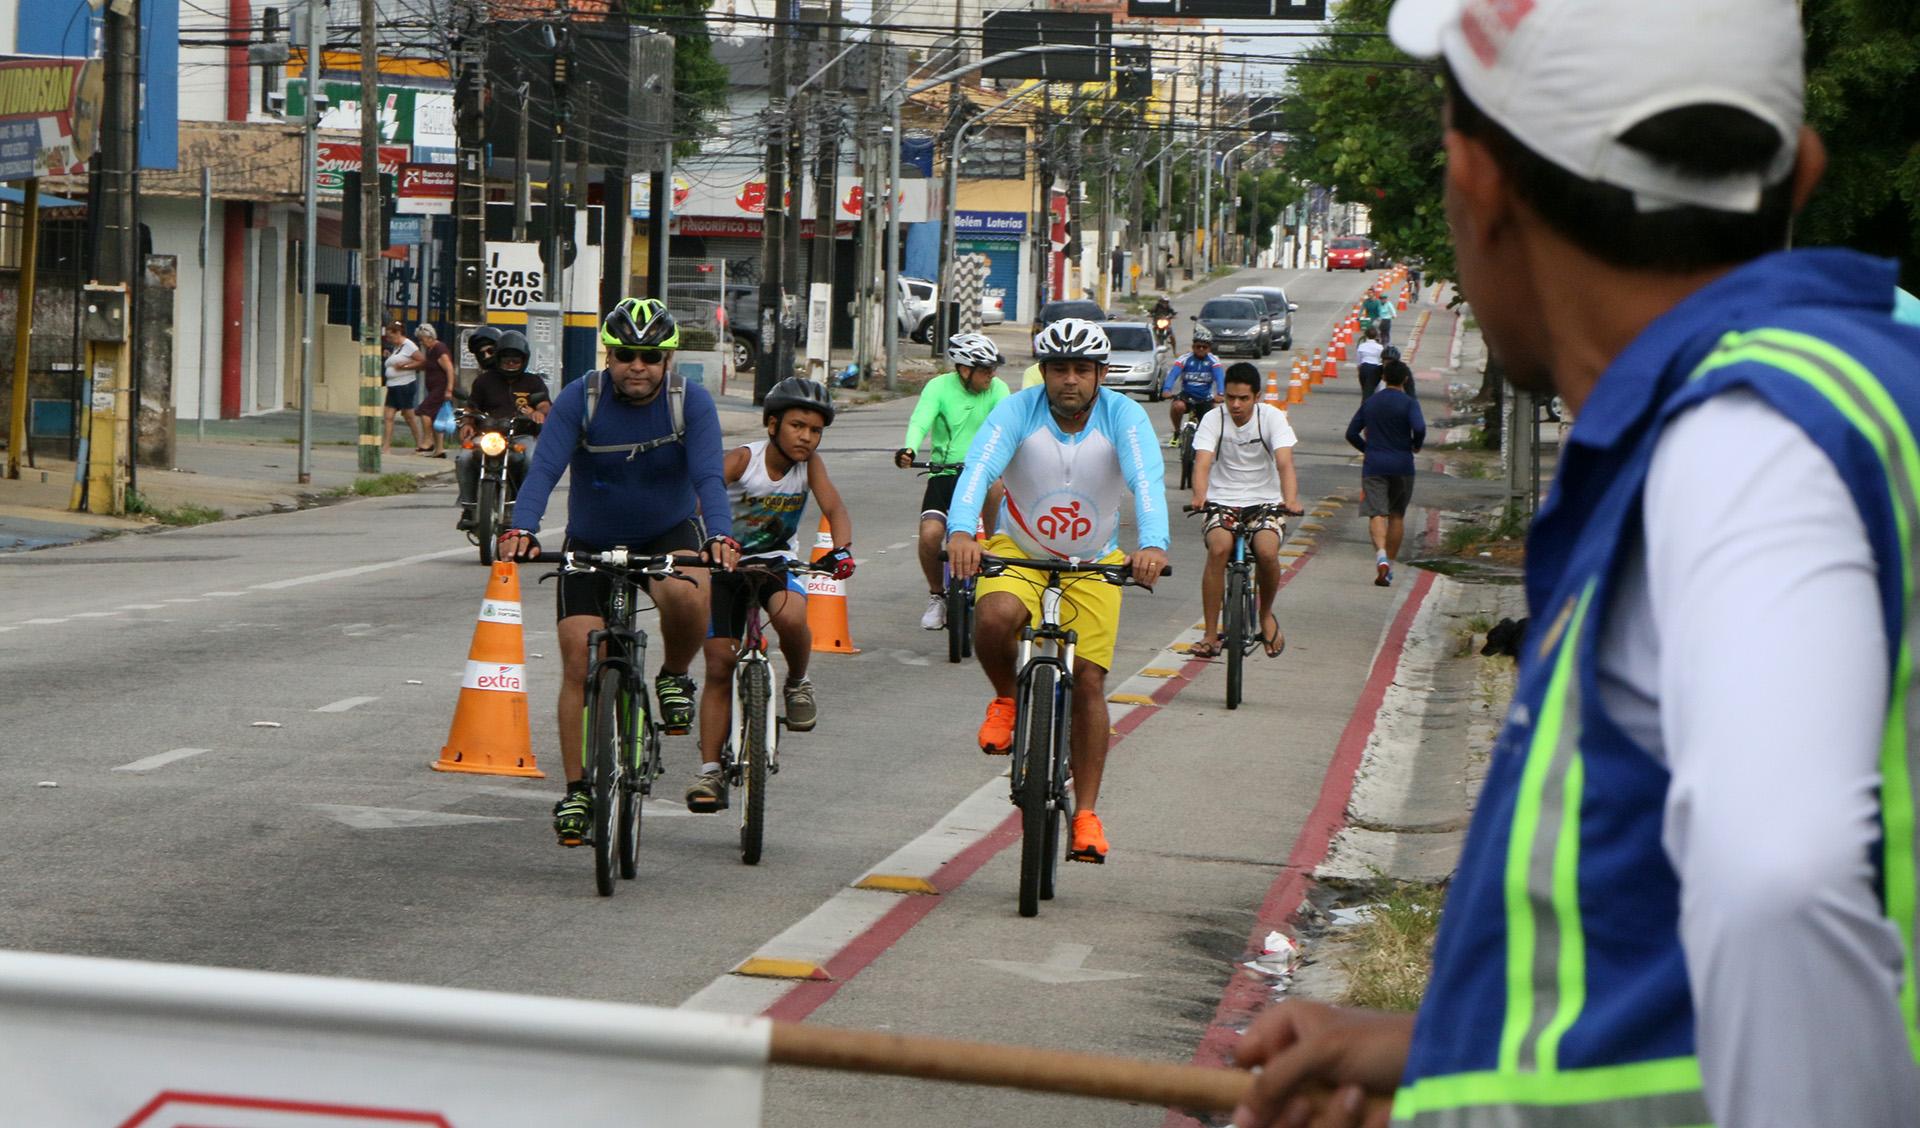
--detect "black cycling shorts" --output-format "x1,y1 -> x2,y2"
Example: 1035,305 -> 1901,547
708,567 -> 807,640
920,473 -> 959,520
554,520 -> 705,621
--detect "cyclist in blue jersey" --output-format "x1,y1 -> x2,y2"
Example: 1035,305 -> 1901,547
497,298 -> 742,845
1161,327 -> 1226,444
946,318 -> 1171,864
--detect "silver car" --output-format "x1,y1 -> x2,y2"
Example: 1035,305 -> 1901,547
1099,322 -> 1174,400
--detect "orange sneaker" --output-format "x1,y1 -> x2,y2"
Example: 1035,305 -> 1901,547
1068,811 -> 1109,864
978,697 -> 1017,754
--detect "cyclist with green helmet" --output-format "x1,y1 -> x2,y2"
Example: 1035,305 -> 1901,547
498,297 -> 743,842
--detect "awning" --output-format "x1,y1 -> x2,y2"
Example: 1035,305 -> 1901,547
0,184 -> 86,215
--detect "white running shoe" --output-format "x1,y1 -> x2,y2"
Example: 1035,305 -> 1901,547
921,594 -> 947,630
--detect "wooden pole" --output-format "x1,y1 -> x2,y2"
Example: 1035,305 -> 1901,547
6,180 -> 39,478
767,1021 -> 1253,1112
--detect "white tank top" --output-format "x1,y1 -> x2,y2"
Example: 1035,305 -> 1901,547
727,439 -> 810,559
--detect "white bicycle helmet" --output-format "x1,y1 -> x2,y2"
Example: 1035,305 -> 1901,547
945,333 -> 1005,370
1191,325 -> 1215,344
1032,318 -> 1110,364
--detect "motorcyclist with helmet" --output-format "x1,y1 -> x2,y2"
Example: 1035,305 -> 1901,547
454,328 -> 550,532
497,298 -> 742,842
688,377 -> 854,811
1150,295 -> 1177,351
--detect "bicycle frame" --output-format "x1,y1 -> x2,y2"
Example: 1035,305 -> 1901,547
1013,574 -> 1076,801
728,579 -> 782,774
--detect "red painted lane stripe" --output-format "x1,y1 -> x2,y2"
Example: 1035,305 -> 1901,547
764,534 -> 1333,1023
763,815 -> 1022,1023
1164,566 -> 1440,1127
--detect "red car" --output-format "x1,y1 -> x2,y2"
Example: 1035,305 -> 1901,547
1325,237 -> 1374,271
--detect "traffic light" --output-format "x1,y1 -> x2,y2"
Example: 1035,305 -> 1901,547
340,171 -> 397,251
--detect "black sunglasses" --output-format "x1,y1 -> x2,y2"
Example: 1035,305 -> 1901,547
612,347 -> 667,365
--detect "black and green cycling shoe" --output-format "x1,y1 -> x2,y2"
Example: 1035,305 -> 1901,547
552,790 -> 592,847
655,671 -> 697,734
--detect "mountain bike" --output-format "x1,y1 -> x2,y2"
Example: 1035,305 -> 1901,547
962,552 -> 1170,918
534,548 -> 711,896
909,460 -> 974,663
1186,502 -> 1293,710
1175,396 -> 1216,491
715,555 -> 831,865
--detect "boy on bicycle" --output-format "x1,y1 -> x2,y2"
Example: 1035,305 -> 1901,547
894,333 -> 1009,630
945,318 -> 1171,864
1189,362 -> 1302,660
691,378 -> 854,812
1161,327 -> 1225,444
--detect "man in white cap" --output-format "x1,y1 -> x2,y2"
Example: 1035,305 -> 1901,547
1229,2 -> 1920,1127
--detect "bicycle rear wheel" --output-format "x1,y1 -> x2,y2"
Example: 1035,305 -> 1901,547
737,661 -> 771,866
1015,664 -> 1059,918
1225,566 -> 1248,710
616,686 -> 643,880
586,664 -> 623,896
1179,427 -> 1196,491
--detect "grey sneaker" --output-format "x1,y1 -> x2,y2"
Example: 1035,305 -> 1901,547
783,679 -> 817,732
920,594 -> 946,630
685,769 -> 728,813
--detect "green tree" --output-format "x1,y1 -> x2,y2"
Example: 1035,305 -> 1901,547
1233,168 -> 1303,253
1800,0 -> 1920,290
622,0 -> 730,156
1277,0 -> 1451,277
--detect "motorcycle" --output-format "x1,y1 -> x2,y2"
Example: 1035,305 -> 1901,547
1151,305 -> 1176,351
454,392 -> 534,566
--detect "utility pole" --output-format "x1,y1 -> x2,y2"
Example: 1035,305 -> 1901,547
781,81 -> 805,385
1030,86 -> 1051,313
357,0 -> 383,472
452,0 -> 487,332
757,3 -> 791,400
513,76 -> 530,241
295,0 -> 326,483
1127,127 -> 1144,297
6,178 -> 37,479
1098,136 -> 1113,310
805,0 -> 842,384
543,24 -> 572,305
80,0 -> 140,512
882,106 -> 900,392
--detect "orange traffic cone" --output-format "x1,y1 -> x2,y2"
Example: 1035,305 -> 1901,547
1323,349 -> 1338,381
805,516 -> 860,654
1263,368 -> 1282,404
1397,287 -> 1409,311
1286,372 -> 1304,404
434,562 -> 542,777
1332,332 -> 1347,361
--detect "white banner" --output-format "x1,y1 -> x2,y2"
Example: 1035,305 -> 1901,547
478,599 -> 522,624
461,660 -> 526,692
661,170 -> 933,224
0,948 -> 767,1127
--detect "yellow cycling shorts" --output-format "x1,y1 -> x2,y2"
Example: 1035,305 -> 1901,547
973,533 -> 1126,671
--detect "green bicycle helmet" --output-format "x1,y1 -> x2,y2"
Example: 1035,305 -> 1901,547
601,297 -> 680,350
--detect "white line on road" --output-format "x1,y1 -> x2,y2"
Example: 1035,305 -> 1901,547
884,541 -> 912,551
250,548 -> 468,591
313,696 -> 379,713
21,618 -> 69,625
117,604 -> 167,610
203,591 -> 247,598
67,611 -> 121,619
160,598 -> 203,604
114,748 -> 211,772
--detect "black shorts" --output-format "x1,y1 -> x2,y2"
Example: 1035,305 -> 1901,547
920,473 -> 959,520
554,520 -> 705,621
1360,475 -> 1415,517
708,567 -> 807,640
384,382 -> 418,410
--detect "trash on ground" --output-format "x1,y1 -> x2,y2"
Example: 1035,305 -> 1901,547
1328,905 -> 1377,927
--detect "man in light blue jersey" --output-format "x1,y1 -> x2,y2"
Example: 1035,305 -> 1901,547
945,318 -> 1171,864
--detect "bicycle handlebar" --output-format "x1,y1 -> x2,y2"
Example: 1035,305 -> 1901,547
939,550 -> 1170,584
907,460 -> 966,473
527,549 -> 718,575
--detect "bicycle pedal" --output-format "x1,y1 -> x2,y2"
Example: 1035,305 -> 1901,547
661,724 -> 691,736
556,836 -> 584,848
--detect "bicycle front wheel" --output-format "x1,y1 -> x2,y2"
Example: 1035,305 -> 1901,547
1015,663 -> 1059,918
946,580 -> 969,664
737,660 -> 771,866
586,664 -> 623,896
1179,429 -> 1197,491
1225,566 -> 1248,710
476,478 -> 500,566
616,686 -> 643,880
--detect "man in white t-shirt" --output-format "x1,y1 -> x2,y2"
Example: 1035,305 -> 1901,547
1189,362 -> 1301,659
1354,325 -> 1386,400
380,319 -> 426,454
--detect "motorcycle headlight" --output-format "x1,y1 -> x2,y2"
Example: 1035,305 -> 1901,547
479,431 -> 508,456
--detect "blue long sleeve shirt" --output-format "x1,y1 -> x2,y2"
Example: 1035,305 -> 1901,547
510,372 -> 732,546
1345,388 -> 1426,478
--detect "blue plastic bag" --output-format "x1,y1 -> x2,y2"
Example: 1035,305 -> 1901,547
433,399 -> 456,435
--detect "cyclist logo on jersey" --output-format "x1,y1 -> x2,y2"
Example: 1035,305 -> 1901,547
1036,501 -> 1094,543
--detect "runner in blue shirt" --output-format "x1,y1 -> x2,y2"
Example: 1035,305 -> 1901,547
498,298 -> 742,846
1160,327 -> 1226,444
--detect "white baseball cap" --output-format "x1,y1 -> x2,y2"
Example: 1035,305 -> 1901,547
1388,0 -> 1804,213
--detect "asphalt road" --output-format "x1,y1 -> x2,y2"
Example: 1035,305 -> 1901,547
0,263 -> 1429,1125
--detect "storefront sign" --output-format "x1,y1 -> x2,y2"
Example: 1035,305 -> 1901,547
955,211 -> 1027,236
317,142 -> 409,193
287,81 -> 455,148
668,170 -> 931,223
0,55 -> 102,180
395,162 -> 455,214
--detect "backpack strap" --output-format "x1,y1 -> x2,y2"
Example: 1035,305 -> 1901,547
578,370 -> 688,462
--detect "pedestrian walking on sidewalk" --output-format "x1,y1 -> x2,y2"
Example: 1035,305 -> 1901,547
1345,363 -> 1423,587
1233,0 -> 1920,1125
413,324 -> 455,457
380,320 -> 426,454
1355,326 -> 1386,400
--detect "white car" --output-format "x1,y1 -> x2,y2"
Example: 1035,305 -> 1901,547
905,279 -> 1007,341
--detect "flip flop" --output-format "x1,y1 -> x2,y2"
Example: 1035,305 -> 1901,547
1261,618 -> 1286,658
1189,640 -> 1222,659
